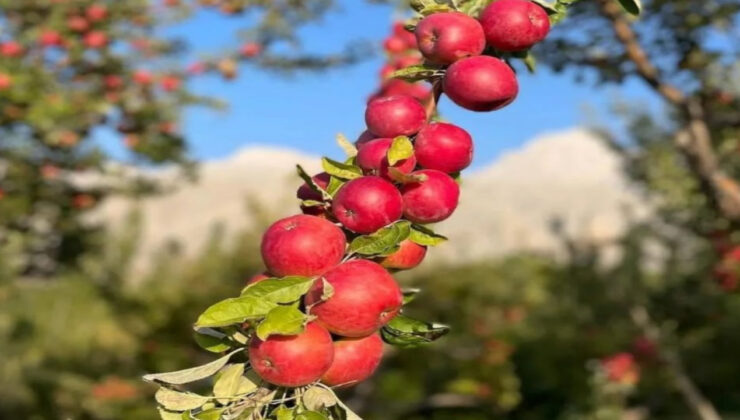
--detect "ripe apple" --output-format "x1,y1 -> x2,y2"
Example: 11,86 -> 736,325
86,4 -> 109,22
240,42 -> 262,58
355,130 -> 376,149
414,122 -> 473,173
249,322 -> 334,387
260,214 -> 346,277
305,260 -> 402,337
246,271 -> 272,286
374,79 -> 431,103
160,75 -> 181,92
401,169 -> 459,224
104,75 -> 124,90
39,30 -> 63,47
133,70 -> 154,85
383,36 -> 407,54
84,31 -> 108,49
377,239 -> 427,271
443,55 -> 518,112
356,138 -> 417,179
365,95 -> 426,138
0,73 -> 11,91
296,172 -> 331,216
479,0 -> 550,52
0,41 -> 24,58
415,12 -> 485,65
322,333 -> 384,387
601,353 -> 640,385
67,16 -> 90,32
332,176 -> 403,234
392,22 -> 417,48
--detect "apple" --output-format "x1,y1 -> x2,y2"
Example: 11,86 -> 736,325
322,333 -> 384,387
305,259 -> 402,337
67,16 -> 90,32
383,36 -> 407,54
249,322 -> 334,387
0,41 -> 24,58
479,0 -> 550,52
377,239 -> 427,271
355,130 -> 376,149
392,22 -> 417,48
86,4 -> 109,22
240,42 -> 262,58
83,31 -> 108,49
374,79 -> 431,103
401,169 -> 459,224
332,176 -> 403,234
260,214 -> 346,277
39,30 -> 63,47
133,70 -> 154,85
0,73 -> 11,91
415,12 -> 485,64
414,122 -> 473,173
443,55 -> 518,112
104,75 -> 124,90
356,138 -> 417,179
601,353 -> 640,385
246,271 -> 272,286
365,95 -> 426,137
160,75 -> 181,92
296,172 -> 331,216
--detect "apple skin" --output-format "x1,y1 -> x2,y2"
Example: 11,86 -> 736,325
260,214 -> 346,277
0,73 -> 11,90
415,12 -> 486,65
377,239 -> 427,271
249,322 -> 335,387
356,138 -> 417,180
401,170 -> 460,224
305,259 -> 402,337
322,333 -> 384,387
365,95 -> 426,138
0,41 -> 24,58
332,176 -> 403,234
383,36 -> 407,54
414,122 -> 474,173
479,0 -> 550,52
355,130 -> 377,149
443,55 -> 519,112
246,271 -> 272,286
296,172 -> 331,216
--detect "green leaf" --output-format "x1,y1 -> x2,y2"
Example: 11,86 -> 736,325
296,165 -> 331,201
387,168 -> 428,184
386,136 -> 414,166
321,157 -> 362,180
617,0 -> 641,15
274,405 -> 296,420
409,0 -> 455,15
322,387 -> 364,420
297,412 -> 330,420
213,364 -> 246,403
326,176 -> 346,196
143,348 -> 243,385
336,133 -> 358,158
402,288 -> 421,305
457,0 -> 490,15
350,221 -> 411,256
155,388 -> 210,411
302,386 -> 337,411
255,305 -> 308,340
159,409 -> 183,420
409,225 -> 448,246
193,330 -> 232,353
390,64 -> 445,83
530,0 -> 559,15
523,51 -> 537,73
193,408 -> 225,420
241,276 -> 316,304
381,315 -> 450,348
195,295 -> 278,328
301,200 -> 325,208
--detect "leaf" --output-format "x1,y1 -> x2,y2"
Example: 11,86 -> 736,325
297,412 -> 329,420
302,386 -> 337,411
255,305 -> 308,340
274,405 -> 296,420
387,168 -> 428,184
409,0 -> 455,15
523,51 -> 537,73
402,288 -> 421,305
408,225 -> 448,246
193,408 -> 225,420
321,157 -> 362,180
296,165 -> 331,201
617,0 -> 641,15
530,0 -> 559,15
386,136 -> 414,166
336,133 -> 358,158
457,0 -> 490,15
301,200 -> 325,208
143,348 -> 243,385
390,64 -> 445,83
319,277 -> 334,302
213,364 -> 245,403
155,388 -> 210,411
326,176 -> 346,196
195,296 -> 278,328
193,330 -> 232,353
159,409 -> 183,420
241,276 -> 316,304
350,221 -> 411,256
381,315 -> 450,348
323,387 -> 364,420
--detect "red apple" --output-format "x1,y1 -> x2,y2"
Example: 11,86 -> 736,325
246,271 -> 272,286
355,130 -> 377,149
443,55 -> 518,112
240,42 -> 262,58
160,75 -> 181,92
356,138 -> 417,179
39,30 -> 63,47
0,41 -> 24,58
86,4 -> 109,22
187,62 -> 206,75
332,176 -> 403,234
392,22 -> 417,48
305,260 -> 402,337
377,239 -> 427,271
0,73 -> 11,91
401,169 -> 459,224
415,12 -> 485,65
375,79 -> 431,103
480,0 -> 550,52
383,36 -> 407,54
296,172 -> 331,216
104,75 -> 123,90
414,123 -> 474,173
601,353 -> 640,385
322,333 -> 384,387
83,31 -> 108,49
260,214 -> 346,277
133,70 -> 153,85
67,16 -> 90,32
249,322 -> 334,387
365,95 -> 426,138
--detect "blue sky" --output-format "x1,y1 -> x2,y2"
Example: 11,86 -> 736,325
101,1 -> 661,169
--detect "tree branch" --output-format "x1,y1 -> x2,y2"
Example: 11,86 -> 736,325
598,0 -> 740,221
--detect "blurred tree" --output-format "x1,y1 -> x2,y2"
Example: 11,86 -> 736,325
0,0 -> 372,276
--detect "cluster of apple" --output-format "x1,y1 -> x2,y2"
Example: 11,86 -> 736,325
244,0 -> 552,391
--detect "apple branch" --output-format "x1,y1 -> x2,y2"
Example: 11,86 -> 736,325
599,0 -> 740,222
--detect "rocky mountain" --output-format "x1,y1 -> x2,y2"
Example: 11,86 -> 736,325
96,128 -> 649,269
